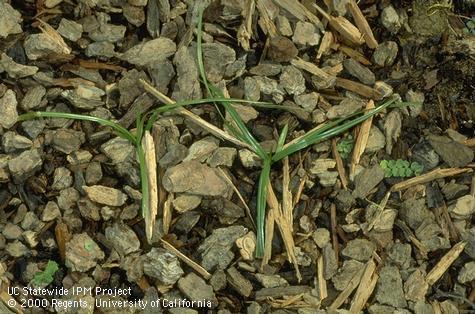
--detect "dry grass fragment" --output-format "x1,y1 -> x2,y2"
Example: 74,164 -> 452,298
330,203 -> 340,265
335,77 -> 382,99
349,258 -> 378,312
350,100 -> 375,177
332,138 -> 348,190
391,168 -> 473,192
339,45 -> 372,65
237,0 -> 256,50
273,0 -> 324,30
347,0 -> 379,48
426,241 -> 467,286
142,131 -> 158,242
329,262 -> 365,309
316,31 -> 334,60
317,254 -> 328,302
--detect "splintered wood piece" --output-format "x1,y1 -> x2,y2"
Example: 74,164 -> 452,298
316,31 -> 334,60
329,264 -> 365,309
350,100 -> 375,176
339,45 -> 372,65
140,79 -> 252,150
350,259 -> 378,312
55,221 -> 71,262
36,19 -> 72,55
347,0 -> 379,48
291,58 -> 336,88
238,0 -> 256,50
330,203 -> 340,265
332,139 -> 348,190
317,254 -> 328,301
161,239 -> 212,280
162,193 -> 173,235
391,168 -> 473,192
313,4 -> 364,46
142,131 -> 158,242
273,0 -> 324,31
464,138 -> 475,147
335,77 -> 382,99
426,241 -> 467,286
256,0 -> 278,37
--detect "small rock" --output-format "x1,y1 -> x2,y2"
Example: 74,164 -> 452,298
105,223 -> 140,256
202,42 -> 236,83
249,62 -> 282,76
0,1 -> 22,38
236,232 -> 256,261
42,201 -> 61,221
172,46 -> 201,101
446,128 -> 467,142
255,274 -> 289,288
268,36 -> 298,62
51,129 -> 86,154
276,15 -> 292,36
21,85 -> 46,110
21,212 -> 44,231
341,238 -> 376,262
57,18 -> 83,41
2,131 -> 33,153
77,198 -> 101,221
428,135 -> 474,167
292,21 -> 320,46
412,141 -> 440,171
83,185 -> 127,207
405,89 -> 424,117
67,150 -> 93,165
159,143 -> 188,168
352,165 -> 385,199
442,182 -> 469,200
323,244 -> 338,279
51,167 -> 73,190
449,195 -> 475,219
85,161 -> 102,185
374,81 -> 394,98
372,41 -> 398,67
6,240 -> 29,257
123,4 -> 145,27
24,33 -> 70,60
375,265 -> 407,308
22,120 -> 45,139
332,260 -> 365,291
312,228 -> 330,248
57,187 -> 80,211
332,0 -> 351,16
198,225 -> 247,271
183,136 -> 219,162
239,149 -> 262,168
148,60 -> 175,94
210,269 -> 227,291
120,38 -> 176,66
380,5 -> 401,33
343,58 -> 376,85
295,92 -> 319,112
0,53 -> 38,78
144,248 -> 183,284
309,159 -> 338,187
207,147 -> 237,167
0,89 -> 18,129
172,194 -> 202,213
61,85 -> 104,109
280,66 -> 306,96
255,76 -> 286,103
88,19 -> 126,43
458,261 -> 475,283
365,126 -> 386,153
117,69 -> 147,107
178,273 -> 217,306
45,0 -> 62,8
85,42 -> 116,58
227,267 -> 253,297
326,98 -> 365,119
65,233 -> 105,272
128,0 -> 148,6
8,149 -> 43,183
2,223 -> 23,240
162,161 -> 230,196
440,300 -> 459,314
404,268 -> 428,302
368,304 -> 396,314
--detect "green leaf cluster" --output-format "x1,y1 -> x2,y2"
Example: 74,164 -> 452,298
337,135 -> 354,159
33,260 -> 59,287
380,159 -> 424,178
463,17 -> 475,35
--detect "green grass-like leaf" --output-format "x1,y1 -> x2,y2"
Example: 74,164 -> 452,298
33,260 -> 59,287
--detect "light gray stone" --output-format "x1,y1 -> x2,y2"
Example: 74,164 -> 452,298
144,248 -> 184,284
0,1 -> 22,38
8,149 -> 42,183
0,53 -> 38,78
120,38 -> 176,66
57,18 -> 83,41
83,185 -> 127,207
0,89 -> 18,129
375,266 -> 407,308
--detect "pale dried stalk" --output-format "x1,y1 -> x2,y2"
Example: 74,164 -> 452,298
347,0 -> 379,48
335,77 -> 382,99
332,138 -> 348,190
339,45 -> 371,65
350,100 -> 375,177
160,239 -> 212,280
349,259 -> 378,312
162,193 -> 173,235
426,241 -> 467,286
464,138 -> 475,147
273,0 -> 324,31
317,254 -> 327,302
329,264 -> 365,309
142,131 -> 158,242
37,19 -> 72,55
140,79 -> 251,149
291,58 -> 335,88
391,168 -> 473,192
237,0 -> 255,50
316,31 -> 334,60
282,157 -> 293,232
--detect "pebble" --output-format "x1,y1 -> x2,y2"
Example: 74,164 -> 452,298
323,244 -> 338,279
183,136 -> 219,162
312,228 -> 330,248
249,62 -> 282,76
332,260 -> 365,291
172,46 -> 202,101
442,182 -> 469,200
57,187 -> 80,211
118,69 -> 148,107
6,240 -> 29,257
341,238 -> 377,262
405,89 -> 425,117
0,53 -> 38,79
332,0 -> 351,16
159,143 -> 188,168
255,274 -> 289,288
65,233 -> 105,272
343,58 -> 376,85
88,20 -> 126,43
21,85 -> 46,110
163,161 -> 230,196
198,225 -> 247,271
375,266 -> 407,308
21,120 -> 45,139
207,147 -> 237,168
404,268 -> 428,302
45,0 -> 62,8
210,269 -> 227,291
24,33 -> 70,60
326,98 -> 365,119
268,36 -> 298,62
52,129 -> 86,154
276,15 -> 292,36
365,126 -> 386,153
42,201 -> 61,221
372,41 -> 398,67
67,150 -> 93,165
380,5 -> 401,33
120,38 -> 176,66
57,18 -> 83,42
292,21 -> 321,46
458,261 -> 475,283
238,149 -> 262,168
352,165 -> 385,199
77,198 -> 101,221
280,66 -> 306,96
295,92 -> 319,112
83,185 -> 128,207
309,159 -> 338,188
85,161 -> 102,185
8,149 -> 43,183
0,1 -> 22,38
2,223 -> 23,240
2,131 -> 33,153
123,4 -> 145,27
0,89 -> 18,129
412,141 -> 440,171
449,195 -> 475,219
202,42 -> 236,83
51,167 -> 73,191
227,267 -> 253,297
428,135 -> 474,168
172,194 -> 202,213
105,223 -> 140,256
178,273 -> 217,306
86,41 -> 116,58
143,248 -> 184,284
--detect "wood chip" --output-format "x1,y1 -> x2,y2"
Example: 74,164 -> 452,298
316,31 -> 334,60
329,262 -> 365,309
339,45 -> 372,65
350,259 -> 378,312
273,0 -> 324,31
317,254 -> 328,302
350,100 -> 375,177
237,0 -> 255,50
256,0 -> 277,37
347,0 -> 379,49
332,138 -> 348,190
335,77 -> 382,99
391,168 -> 473,192
426,241 -> 467,286
142,130 -> 158,242
54,221 -> 71,262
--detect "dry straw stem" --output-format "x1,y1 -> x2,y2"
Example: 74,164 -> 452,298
162,193 -> 173,235
291,58 -> 336,88
395,219 -> 429,259
316,31 -> 334,60
391,168 -> 473,192
256,0 -> 278,37
317,254 -> 328,302
160,239 -> 212,280
335,77 -> 382,99
237,0 -> 255,50
140,79 -> 252,149
330,203 -> 340,265
36,19 -> 71,55
142,131 -> 158,242
339,45 -> 372,65
350,100 -> 375,177
261,207 -> 275,267
426,241 -> 467,286
332,138 -> 348,190
347,0 -> 379,48
349,258 -> 378,312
